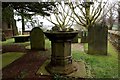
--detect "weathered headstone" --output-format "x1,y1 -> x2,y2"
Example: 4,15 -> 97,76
72,34 -> 78,43
78,30 -> 82,38
30,27 -> 45,50
2,31 -> 6,41
81,31 -> 88,43
70,28 -> 78,43
88,23 -> 108,55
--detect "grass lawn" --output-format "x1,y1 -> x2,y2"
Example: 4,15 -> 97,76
1,52 -> 25,69
1,38 -> 27,69
72,42 -> 118,78
112,25 -> 119,30
45,39 -> 51,49
0,38 -> 14,46
1,38 -> 30,46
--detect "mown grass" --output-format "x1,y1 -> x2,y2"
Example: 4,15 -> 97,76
0,38 -> 14,46
45,39 -> 51,49
72,42 -> 118,78
1,52 -> 25,69
1,38 -> 28,69
1,38 -> 30,46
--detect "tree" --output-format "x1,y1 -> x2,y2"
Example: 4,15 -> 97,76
108,8 -> 114,30
45,1 -> 74,31
68,0 -> 118,31
2,6 -> 14,25
2,4 -> 17,36
106,2 -> 117,30
118,1 -> 120,30
2,2 -> 56,34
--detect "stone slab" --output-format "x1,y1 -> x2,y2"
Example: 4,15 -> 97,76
36,60 -> 87,78
13,35 -> 30,43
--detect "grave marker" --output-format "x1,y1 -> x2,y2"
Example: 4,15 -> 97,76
30,27 -> 45,50
81,31 -> 88,43
88,23 -> 108,55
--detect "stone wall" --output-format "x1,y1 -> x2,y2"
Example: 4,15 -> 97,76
108,30 -> 120,51
2,20 -> 18,39
3,30 -> 13,38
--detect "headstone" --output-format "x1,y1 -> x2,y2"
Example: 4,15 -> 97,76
2,32 -> 6,41
13,19 -> 18,35
72,34 -> 78,43
30,27 -> 45,50
88,23 -> 108,55
81,31 -> 88,43
78,30 -> 82,38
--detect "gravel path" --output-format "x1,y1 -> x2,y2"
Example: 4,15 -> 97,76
72,43 -> 84,52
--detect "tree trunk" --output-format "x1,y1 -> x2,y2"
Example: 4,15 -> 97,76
21,9 -> 25,34
12,19 -> 18,36
108,8 -> 113,30
118,2 -> 120,31
109,19 -> 113,30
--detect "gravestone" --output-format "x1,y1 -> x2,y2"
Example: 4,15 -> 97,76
72,34 -> 78,43
2,32 -> 6,41
78,30 -> 82,38
81,31 -> 88,43
30,27 -> 45,50
88,23 -> 108,55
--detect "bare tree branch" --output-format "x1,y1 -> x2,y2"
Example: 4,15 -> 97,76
70,3 -> 86,27
46,1 -> 75,31
96,2 -> 117,22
